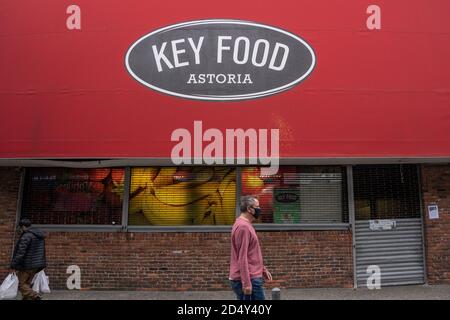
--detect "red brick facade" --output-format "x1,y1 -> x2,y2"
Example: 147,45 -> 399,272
1,164 -> 450,290
0,167 -> 352,290
0,167 -> 21,279
41,230 -> 352,290
421,164 -> 450,284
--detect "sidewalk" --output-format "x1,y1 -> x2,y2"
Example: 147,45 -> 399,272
32,285 -> 450,300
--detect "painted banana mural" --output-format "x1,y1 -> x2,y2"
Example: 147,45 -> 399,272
128,167 -> 236,225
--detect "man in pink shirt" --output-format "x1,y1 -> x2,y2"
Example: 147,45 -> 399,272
229,195 -> 272,300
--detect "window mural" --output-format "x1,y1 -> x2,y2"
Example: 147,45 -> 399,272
128,167 -> 236,225
21,166 -> 348,226
21,168 -> 124,225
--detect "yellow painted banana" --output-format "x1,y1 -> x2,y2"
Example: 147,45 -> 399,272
216,181 -> 237,225
152,167 -> 178,188
141,191 -> 214,225
154,181 -> 220,206
128,167 -> 238,226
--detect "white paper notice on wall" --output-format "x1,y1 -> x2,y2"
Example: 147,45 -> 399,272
428,204 -> 439,219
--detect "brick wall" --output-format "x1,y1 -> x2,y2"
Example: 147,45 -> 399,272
421,164 -> 450,284
4,164 -> 450,289
0,167 -> 21,278
5,164 -> 450,289
0,166 -> 353,291
42,230 -> 352,290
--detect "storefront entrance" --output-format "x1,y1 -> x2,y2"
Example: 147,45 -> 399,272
353,165 -> 426,287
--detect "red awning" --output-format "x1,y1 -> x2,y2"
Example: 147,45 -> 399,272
1,0 -> 449,160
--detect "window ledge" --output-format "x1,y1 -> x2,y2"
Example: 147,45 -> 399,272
254,223 -> 350,231
33,223 -> 350,233
33,224 -> 123,232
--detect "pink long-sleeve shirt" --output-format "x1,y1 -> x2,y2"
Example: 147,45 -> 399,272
229,216 -> 265,289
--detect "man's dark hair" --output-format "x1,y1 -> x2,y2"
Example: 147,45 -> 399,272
18,218 -> 31,228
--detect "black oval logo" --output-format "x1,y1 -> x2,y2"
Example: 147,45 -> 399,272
125,19 -> 316,101
276,192 -> 299,203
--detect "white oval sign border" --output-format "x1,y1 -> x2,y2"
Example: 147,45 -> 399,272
125,19 -> 316,101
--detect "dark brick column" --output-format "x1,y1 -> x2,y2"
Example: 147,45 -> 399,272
0,167 -> 22,279
421,164 -> 450,284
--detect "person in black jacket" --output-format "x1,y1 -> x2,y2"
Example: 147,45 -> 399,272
10,219 -> 47,300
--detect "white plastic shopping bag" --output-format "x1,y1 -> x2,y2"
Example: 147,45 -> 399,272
0,273 -> 19,299
31,273 -> 40,293
31,270 -> 50,294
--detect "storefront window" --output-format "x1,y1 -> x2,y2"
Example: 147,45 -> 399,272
241,166 -> 348,224
21,168 -> 124,225
353,164 -> 421,220
128,167 -> 236,226
20,165 -> 349,227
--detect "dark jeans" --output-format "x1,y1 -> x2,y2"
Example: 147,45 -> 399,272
230,277 -> 265,300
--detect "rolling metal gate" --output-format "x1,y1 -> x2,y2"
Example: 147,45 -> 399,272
353,165 -> 425,287
355,218 -> 425,287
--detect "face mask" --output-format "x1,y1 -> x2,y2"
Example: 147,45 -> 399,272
252,207 -> 262,219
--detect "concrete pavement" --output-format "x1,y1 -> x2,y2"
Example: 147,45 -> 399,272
22,284 -> 450,300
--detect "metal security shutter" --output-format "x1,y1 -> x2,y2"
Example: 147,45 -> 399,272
128,167 -> 236,226
21,168 -> 125,225
353,165 -> 425,287
297,172 -> 344,223
355,218 -> 425,287
241,166 -> 348,224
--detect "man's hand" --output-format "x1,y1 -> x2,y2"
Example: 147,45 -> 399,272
243,286 -> 252,295
263,268 -> 273,281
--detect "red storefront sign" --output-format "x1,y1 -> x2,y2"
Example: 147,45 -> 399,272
1,0 -> 449,159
